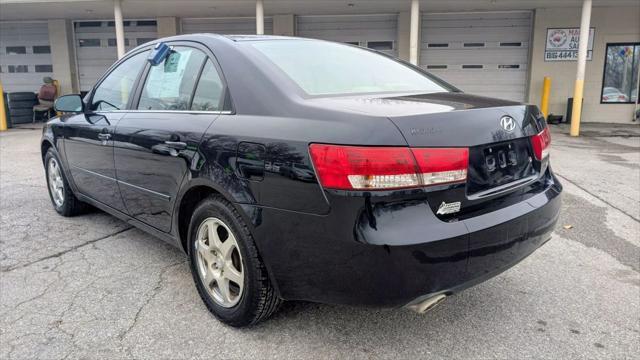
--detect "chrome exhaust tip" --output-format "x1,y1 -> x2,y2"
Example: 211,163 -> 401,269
406,294 -> 447,314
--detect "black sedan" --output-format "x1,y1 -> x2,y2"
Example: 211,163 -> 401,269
42,35 -> 561,327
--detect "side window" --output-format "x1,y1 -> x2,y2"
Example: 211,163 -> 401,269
91,51 -> 148,111
191,60 -> 225,111
138,47 -> 206,110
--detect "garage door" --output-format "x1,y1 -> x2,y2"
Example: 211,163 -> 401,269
296,14 -> 398,57
0,21 -> 53,93
75,20 -> 157,92
182,17 -> 273,35
420,12 -> 532,102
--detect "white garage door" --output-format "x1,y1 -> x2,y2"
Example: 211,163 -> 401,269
420,12 -> 532,102
75,20 -> 157,92
182,17 -> 273,35
0,21 -> 53,93
296,14 -> 398,57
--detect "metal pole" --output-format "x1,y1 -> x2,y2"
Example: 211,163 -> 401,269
569,0 -> 592,137
409,0 -> 420,65
256,0 -> 264,35
635,51 -> 639,121
113,0 -> 126,59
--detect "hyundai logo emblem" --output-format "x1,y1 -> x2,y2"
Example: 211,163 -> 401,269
500,116 -> 516,132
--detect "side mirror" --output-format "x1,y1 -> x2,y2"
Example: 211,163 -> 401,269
54,94 -> 84,113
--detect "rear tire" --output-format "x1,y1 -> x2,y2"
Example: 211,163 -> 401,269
44,148 -> 89,216
188,196 -> 281,327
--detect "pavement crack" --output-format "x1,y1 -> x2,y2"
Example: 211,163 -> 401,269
554,173 -> 640,223
1,226 -> 134,273
118,260 -> 185,341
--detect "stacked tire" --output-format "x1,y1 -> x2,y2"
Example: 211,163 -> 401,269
6,92 -> 37,125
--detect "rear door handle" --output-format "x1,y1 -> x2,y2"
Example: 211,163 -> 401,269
98,133 -> 111,141
164,141 -> 187,150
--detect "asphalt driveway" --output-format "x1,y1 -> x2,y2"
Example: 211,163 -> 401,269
1,124 -> 638,359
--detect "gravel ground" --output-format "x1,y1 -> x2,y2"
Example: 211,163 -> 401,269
1,124 -> 638,359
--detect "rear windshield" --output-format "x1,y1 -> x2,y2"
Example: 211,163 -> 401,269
250,40 -> 451,96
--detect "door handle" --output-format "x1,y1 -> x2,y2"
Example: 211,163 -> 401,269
164,141 -> 187,150
97,133 -> 111,141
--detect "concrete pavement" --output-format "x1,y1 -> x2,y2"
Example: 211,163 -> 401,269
0,124 -> 638,359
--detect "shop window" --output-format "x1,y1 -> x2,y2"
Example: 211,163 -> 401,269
35,65 -> 53,73
33,45 -> 51,54
601,43 -> 639,103
428,43 -> 448,48
367,41 -> 393,51
6,46 -> 26,55
426,65 -> 448,70
343,41 -> 359,46
8,65 -> 28,73
464,43 -> 485,47
79,39 -> 101,47
462,65 -> 483,69
108,38 -> 131,47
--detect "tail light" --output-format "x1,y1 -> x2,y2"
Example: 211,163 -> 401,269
531,127 -> 551,161
309,144 -> 468,190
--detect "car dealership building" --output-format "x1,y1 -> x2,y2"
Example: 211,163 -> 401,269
0,0 -> 638,124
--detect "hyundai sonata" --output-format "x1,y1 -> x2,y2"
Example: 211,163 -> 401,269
42,35 -> 561,327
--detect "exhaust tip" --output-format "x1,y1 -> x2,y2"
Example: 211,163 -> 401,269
406,294 -> 447,314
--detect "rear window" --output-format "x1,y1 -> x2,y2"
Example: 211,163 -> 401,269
250,40 -> 450,96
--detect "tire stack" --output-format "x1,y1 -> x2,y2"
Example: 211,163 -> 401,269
6,92 -> 37,125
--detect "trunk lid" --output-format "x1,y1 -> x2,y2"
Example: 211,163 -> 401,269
381,92 -> 548,218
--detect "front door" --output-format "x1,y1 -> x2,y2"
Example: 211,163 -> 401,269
64,50 -> 148,212
114,45 -> 226,232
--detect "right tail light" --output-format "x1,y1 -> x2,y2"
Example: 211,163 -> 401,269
531,127 -> 551,161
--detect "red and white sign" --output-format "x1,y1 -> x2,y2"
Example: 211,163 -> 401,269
545,28 -> 595,61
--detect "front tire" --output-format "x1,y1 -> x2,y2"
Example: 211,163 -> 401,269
44,149 -> 88,217
188,196 -> 281,327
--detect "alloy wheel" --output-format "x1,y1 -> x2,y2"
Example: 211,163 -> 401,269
195,217 -> 244,308
47,157 -> 65,207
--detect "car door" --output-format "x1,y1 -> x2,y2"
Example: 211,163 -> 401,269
64,50 -> 148,212
113,44 -> 226,232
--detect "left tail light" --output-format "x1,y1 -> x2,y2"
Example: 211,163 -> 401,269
531,127 -> 551,161
309,144 -> 468,190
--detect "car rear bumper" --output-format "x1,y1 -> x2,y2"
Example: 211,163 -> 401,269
247,172 -> 562,307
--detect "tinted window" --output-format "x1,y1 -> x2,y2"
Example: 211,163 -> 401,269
191,60 -> 224,111
367,41 -> 393,50
91,51 -> 148,111
137,38 -> 156,46
33,45 -> 51,54
108,38 -> 130,47
35,65 -> 53,73
251,40 -> 449,96
8,65 -> 28,73
79,39 -> 101,47
6,46 -> 26,54
138,47 -> 206,110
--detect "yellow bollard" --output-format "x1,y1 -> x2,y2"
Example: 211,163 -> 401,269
540,77 -> 551,119
570,80 -> 585,137
0,81 -> 7,131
